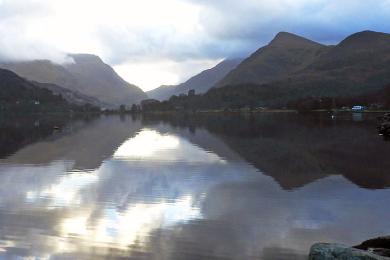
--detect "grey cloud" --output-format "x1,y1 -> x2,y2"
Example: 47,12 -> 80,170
100,0 -> 390,66
0,0 -> 70,63
1,0 -> 390,71
186,0 -> 390,53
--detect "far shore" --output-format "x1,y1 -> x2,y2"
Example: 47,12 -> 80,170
140,109 -> 390,115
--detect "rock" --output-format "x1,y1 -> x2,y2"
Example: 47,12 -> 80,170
355,236 -> 390,257
309,243 -> 390,259
378,114 -> 390,136
378,122 -> 390,136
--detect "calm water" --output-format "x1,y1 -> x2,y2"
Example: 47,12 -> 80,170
0,113 -> 390,259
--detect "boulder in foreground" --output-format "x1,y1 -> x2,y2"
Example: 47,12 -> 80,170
309,243 -> 390,260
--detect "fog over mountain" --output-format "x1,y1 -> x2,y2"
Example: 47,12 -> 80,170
0,54 -> 147,107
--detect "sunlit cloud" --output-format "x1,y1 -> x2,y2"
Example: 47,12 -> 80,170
114,59 -> 221,91
1,0 -> 390,89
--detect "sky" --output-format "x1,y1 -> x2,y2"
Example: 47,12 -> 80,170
0,0 -> 390,91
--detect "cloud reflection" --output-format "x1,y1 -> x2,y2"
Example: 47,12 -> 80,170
0,123 -> 238,258
113,129 -> 226,163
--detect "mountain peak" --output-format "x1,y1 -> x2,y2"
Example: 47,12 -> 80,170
274,31 -> 300,39
339,30 -> 390,48
68,53 -> 103,64
270,32 -> 323,47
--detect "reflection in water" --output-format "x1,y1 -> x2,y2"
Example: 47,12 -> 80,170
0,114 -> 389,259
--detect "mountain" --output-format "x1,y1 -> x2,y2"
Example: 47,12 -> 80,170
0,54 -> 147,107
147,58 -> 243,100
299,30 -> 390,89
145,30 -> 390,110
217,32 -> 328,87
0,68 -> 98,113
270,30 -> 390,101
206,30 -> 390,107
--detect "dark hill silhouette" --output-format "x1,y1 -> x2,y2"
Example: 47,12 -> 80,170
217,32 -> 328,87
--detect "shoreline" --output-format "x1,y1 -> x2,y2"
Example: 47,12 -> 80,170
141,109 -> 390,115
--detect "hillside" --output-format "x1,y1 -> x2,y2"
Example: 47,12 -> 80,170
0,54 -> 147,107
262,30 -> 390,104
217,32 -> 328,87
212,30 -> 390,107
147,58 -> 243,100
0,68 -> 98,113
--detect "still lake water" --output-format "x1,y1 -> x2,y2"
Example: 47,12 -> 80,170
0,113 -> 390,259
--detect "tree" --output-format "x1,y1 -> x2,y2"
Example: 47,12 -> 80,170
119,104 -> 126,113
130,104 -> 139,113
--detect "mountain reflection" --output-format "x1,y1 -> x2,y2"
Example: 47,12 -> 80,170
142,113 -> 390,189
0,114 -> 389,259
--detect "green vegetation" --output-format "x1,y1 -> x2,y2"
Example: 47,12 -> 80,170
140,84 -> 390,113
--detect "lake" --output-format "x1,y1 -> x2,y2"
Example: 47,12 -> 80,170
0,113 -> 389,259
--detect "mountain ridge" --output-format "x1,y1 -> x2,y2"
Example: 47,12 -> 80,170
216,32 -> 328,87
210,30 -> 390,107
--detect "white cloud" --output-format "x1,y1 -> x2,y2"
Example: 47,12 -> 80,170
1,0 -> 390,90
114,58 -> 221,91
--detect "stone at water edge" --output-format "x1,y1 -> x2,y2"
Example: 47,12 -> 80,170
309,243 -> 389,259
354,236 -> 390,257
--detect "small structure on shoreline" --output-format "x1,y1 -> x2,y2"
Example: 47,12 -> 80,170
352,105 -> 366,112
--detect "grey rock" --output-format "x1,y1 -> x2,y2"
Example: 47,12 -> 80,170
355,236 -> 390,257
309,243 -> 390,260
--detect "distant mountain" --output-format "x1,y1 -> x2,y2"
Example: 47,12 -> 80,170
217,32 -> 328,87
0,68 -> 98,113
147,58 -> 243,100
0,54 -> 147,107
146,85 -> 177,101
206,30 -> 390,107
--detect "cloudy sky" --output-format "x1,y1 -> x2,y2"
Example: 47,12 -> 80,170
1,0 -> 390,91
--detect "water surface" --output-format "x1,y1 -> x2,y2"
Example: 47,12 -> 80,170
0,113 -> 389,259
